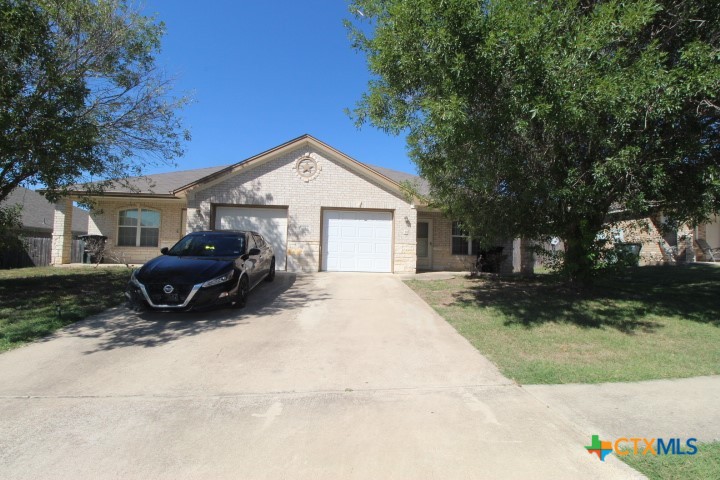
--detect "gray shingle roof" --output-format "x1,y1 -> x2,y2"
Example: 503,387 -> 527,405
88,159 -> 430,195
90,161 -> 428,197
2,187 -> 89,234
72,135 -> 432,198
365,164 -> 430,197
88,164 -> 231,195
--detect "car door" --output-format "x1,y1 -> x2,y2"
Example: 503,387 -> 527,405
244,233 -> 262,287
252,233 -> 270,276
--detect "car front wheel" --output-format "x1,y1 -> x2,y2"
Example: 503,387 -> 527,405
232,275 -> 249,308
265,258 -> 275,282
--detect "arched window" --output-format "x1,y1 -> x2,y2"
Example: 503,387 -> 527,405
117,208 -> 160,247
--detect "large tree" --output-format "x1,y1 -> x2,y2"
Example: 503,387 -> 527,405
348,0 -> 720,282
0,0 -> 189,205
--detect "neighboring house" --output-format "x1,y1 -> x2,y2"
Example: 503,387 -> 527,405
2,187 -> 89,237
51,134 -> 532,273
1,187 -> 89,268
49,134 -> 719,271
601,212 -> 720,265
534,214 -> 720,268
695,215 -> 720,261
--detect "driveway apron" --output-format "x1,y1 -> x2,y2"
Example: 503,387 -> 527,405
0,273 -> 641,479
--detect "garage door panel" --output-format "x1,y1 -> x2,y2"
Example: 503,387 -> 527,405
322,210 -> 392,273
340,258 -> 356,269
357,259 -> 373,270
215,206 -> 287,270
375,243 -> 391,254
357,243 -> 372,254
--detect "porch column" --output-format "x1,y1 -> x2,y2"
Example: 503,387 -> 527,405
520,238 -> 535,275
51,198 -> 73,265
512,238 -> 535,275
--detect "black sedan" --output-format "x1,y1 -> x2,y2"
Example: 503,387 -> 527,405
126,230 -> 275,311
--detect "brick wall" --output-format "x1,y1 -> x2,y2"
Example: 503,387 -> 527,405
416,210 -> 517,272
186,146 -> 417,273
88,199 -> 185,264
51,199 -> 73,264
608,218 -> 667,265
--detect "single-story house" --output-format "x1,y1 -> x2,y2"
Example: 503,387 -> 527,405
3,187 -> 88,237
535,215 -> 720,267
51,134 -> 532,273
1,187 -> 88,268
50,134 -> 719,271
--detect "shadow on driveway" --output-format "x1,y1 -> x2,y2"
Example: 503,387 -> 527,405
59,273 -> 327,353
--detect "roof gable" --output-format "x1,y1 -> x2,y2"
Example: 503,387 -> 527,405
65,134 -> 427,202
173,134 -> 415,199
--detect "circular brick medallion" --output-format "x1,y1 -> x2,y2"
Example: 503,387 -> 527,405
295,155 -> 321,182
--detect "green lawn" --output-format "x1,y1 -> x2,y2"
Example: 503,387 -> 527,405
0,266 -> 131,352
406,264 -> 720,384
619,441 -> 720,480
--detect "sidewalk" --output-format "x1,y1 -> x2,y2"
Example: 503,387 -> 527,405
525,375 -> 720,442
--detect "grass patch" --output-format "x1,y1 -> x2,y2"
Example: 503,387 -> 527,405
0,266 -> 131,352
619,441 -> 720,480
407,264 -> 720,384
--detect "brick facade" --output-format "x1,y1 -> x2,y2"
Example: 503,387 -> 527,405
185,145 -> 417,273
51,198 -> 73,265
416,210 -> 518,273
87,199 -> 185,264
608,218 -> 667,265
609,217 -> 720,264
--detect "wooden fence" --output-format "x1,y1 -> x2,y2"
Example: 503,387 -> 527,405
0,236 -> 84,269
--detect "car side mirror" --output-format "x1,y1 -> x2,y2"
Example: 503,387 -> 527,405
160,247 -> 169,255
248,248 -> 261,256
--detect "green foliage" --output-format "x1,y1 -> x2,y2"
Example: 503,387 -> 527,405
348,0 -> 720,282
0,267 -> 129,351
620,441 -> 720,480
0,0 -> 189,204
0,204 -> 24,251
407,265 -> 720,384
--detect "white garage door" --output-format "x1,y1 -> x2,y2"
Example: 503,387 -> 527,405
214,206 -> 287,270
322,210 -> 392,272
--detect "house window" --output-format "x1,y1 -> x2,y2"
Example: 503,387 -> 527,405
451,221 -> 480,255
118,209 -> 160,247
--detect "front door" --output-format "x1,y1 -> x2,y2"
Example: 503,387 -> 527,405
416,219 -> 432,270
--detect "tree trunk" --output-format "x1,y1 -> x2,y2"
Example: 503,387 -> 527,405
564,236 -> 594,285
563,217 -> 605,286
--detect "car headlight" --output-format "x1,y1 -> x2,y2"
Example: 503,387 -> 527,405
202,270 -> 234,288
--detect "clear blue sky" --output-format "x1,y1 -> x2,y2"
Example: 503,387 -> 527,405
140,0 -> 415,175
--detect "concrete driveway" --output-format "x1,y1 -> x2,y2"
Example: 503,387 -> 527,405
0,273 -> 640,479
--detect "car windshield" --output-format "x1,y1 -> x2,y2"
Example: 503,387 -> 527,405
168,234 -> 245,257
